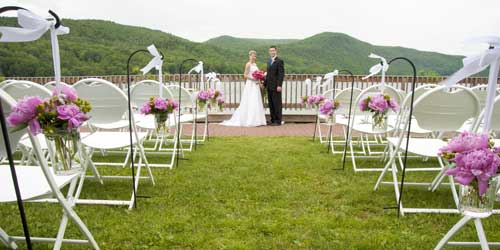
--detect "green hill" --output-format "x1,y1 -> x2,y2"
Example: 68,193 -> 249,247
205,32 -> 464,76
0,17 -> 463,77
205,36 -> 298,52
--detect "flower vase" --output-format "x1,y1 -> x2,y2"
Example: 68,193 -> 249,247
198,102 -> 206,113
372,112 -> 388,133
45,128 -> 82,176
460,177 -> 498,218
210,100 -> 217,111
154,113 -> 169,135
217,104 -> 224,113
327,114 -> 336,125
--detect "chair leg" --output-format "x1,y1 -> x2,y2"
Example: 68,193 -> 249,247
474,218 -> 490,250
0,227 -> 17,249
139,144 -> 155,185
312,116 -> 318,142
349,139 -> 358,171
434,216 -> 473,250
374,144 -> 396,191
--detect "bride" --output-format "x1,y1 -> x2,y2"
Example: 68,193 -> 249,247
221,50 -> 267,127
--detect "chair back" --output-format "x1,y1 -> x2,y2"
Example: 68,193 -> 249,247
0,89 -> 26,157
166,85 -> 195,110
130,80 -> 172,108
43,81 -> 72,91
73,78 -> 128,124
474,95 -> 500,133
2,81 -> 51,100
333,88 -> 362,115
411,85 -> 480,132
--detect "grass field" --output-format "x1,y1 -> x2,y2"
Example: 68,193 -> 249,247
1,136 -> 499,249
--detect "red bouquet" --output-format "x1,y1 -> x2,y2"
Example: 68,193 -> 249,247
252,70 -> 266,81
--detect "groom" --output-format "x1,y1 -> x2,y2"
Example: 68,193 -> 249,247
264,45 -> 285,126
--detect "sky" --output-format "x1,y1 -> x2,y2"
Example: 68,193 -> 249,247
3,0 -> 500,56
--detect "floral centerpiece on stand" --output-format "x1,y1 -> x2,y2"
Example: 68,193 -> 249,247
439,131 -> 500,217
319,99 -> 340,124
209,89 -> 225,112
197,90 -> 211,112
302,95 -> 326,110
140,96 -> 178,135
359,94 -> 399,132
7,85 -> 91,175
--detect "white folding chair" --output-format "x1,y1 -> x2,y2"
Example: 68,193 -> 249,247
0,81 -> 53,166
0,89 -> 99,250
167,85 -> 208,151
316,88 -> 362,154
73,78 -> 154,210
374,85 -> 481,215
130,80 -> 181,168
456,85 -> 500,133
345,84 -> 403,172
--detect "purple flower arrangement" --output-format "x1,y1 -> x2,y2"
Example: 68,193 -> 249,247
7,85 -> 91,135
359,94 -> 399,114
440,131 -> 500,196
319,99 -> 340,116
301,95 -> 325,109
140,96 -> 179,116
197,89 -> 225,111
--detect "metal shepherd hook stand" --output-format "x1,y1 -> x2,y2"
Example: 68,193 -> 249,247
379,57 -> 417,217
177,59 -> 199,166
126,49 -> 164,208
333,69 -> 355,171
0,5 -> 67,249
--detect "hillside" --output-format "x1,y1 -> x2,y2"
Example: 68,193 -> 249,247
0,18 -> 463,77
205,36 -> 298,52
205,32 -> 464,76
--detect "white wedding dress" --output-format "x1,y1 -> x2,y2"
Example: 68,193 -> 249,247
221,64 -> 267,127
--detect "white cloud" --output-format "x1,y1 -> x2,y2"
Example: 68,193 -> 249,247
3,0 -> 500,55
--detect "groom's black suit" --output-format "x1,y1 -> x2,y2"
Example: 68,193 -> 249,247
264,57 -> 285,124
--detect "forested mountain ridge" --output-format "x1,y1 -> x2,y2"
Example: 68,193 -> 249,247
0,17 -> 463,77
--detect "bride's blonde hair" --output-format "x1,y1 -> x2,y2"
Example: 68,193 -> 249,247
248,50 -> 257,56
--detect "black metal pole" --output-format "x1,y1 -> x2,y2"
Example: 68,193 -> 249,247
339,70 -> 355,171
177,59 -> 199,167
382,57 -> 417,217
126,49 -> 149,209
0,6 -> 53,249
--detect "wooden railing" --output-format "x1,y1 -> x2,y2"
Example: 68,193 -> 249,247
6,74 -> 500,111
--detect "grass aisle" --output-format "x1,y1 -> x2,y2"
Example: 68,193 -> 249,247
1,136 -> 500,249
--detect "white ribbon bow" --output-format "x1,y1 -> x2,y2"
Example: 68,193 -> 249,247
189,61 -> 204,90
362,53 -> 389,90
140,44 -> 163,75
139,44 -> 164,97
324,69 -> 339,80
205,72 -> 218,82
441,36 -> 500,132
0,9 -> 69,101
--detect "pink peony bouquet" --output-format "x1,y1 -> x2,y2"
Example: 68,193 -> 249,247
7,85 -> 91,135
198,89 -> 225,111
302,95 -> 325,109
140,96 -> 179,116
319,99 -> 340,116
359,94 -> 399,114
440,131 -> 500,196
252,70 -> 266,81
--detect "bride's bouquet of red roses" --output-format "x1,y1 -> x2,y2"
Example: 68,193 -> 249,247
252,70 -> 266,81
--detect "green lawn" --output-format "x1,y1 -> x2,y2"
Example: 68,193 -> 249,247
1,137 -> 500,249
